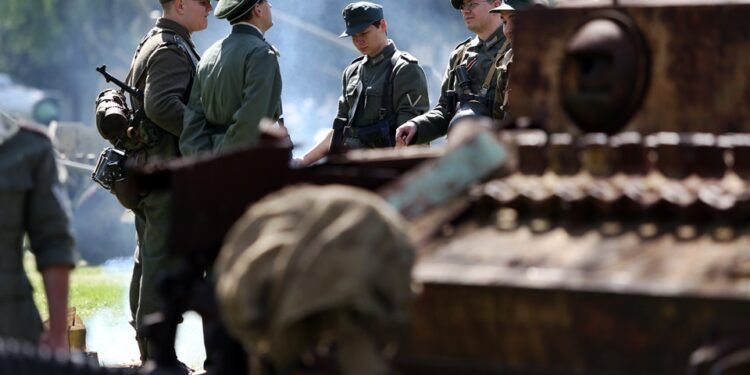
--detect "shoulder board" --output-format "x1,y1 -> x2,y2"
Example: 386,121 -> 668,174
350,55 -> 366,65
268,45 -> 281,57
454,37 -> 472,50
19,122 -> 51,139
397,52 -> 419,64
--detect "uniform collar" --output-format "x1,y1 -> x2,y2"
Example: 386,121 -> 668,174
0,112 -> 19,146
469,25 -> 505,50
235,22 -> 265,38
363,40 -> 396,66
156,17 -> 194,48
232,23 -> 264,40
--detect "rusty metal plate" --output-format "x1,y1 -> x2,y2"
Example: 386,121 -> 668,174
511,5 -> 750,134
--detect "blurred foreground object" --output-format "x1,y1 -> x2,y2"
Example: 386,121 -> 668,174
216,185 -> 415,375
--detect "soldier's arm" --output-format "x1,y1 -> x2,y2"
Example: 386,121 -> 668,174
143,45 -> 193,137
180,77 -> 214,156
412,61 -> 454,144
221,49 -> 281,151
27,142 -> 75,351
39,266 -> 70,351
393,60 -> 430,126
335,66 -> 353,120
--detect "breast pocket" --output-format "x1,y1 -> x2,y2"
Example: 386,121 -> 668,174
0,169 -> 32,231
363,86 -> 383,118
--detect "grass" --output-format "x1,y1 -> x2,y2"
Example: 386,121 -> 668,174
25,253 -> 207,369
25,253 -> 130,322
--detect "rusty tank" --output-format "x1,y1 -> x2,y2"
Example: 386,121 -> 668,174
397,2 -> 750,374
145,2 -> 750,375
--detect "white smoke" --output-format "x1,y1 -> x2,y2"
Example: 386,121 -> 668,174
86,257 -> 206,370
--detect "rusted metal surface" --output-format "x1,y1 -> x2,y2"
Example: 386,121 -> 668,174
130,144 -> 438,257
400,282 -> 750,374
396,128 -> 750,374
511,5 -> 750,134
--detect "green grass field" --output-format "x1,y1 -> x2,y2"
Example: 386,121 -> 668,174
25,253 -> 207,369
25,253 -> 130,322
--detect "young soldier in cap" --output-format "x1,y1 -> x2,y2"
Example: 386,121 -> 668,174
124,0 -> 210,367
180,0 -> 283,156
295,1 -> 429,166
0,111 -> 76,352
490,0 -> 537,120
395,0 -> 508,147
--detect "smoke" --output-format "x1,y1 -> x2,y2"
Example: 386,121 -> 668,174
86,257 -> 206,370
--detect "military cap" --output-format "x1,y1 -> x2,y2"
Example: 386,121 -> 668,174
215,0 -> 261,23
339,2 -> 384,38
490,0 -> 535,12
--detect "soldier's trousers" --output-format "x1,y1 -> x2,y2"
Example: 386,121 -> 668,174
129,189 -> 175,358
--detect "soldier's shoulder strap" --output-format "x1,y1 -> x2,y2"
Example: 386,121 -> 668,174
345,55 -> 366,81
129,27 -> 200,88
450,37 -> 473,68
396,51 -> 419,64
446,37 -> 473,90
166,31 -> 200,71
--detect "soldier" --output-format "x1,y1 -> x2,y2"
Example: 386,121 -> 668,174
180,0 -> 283,156
0,111 -> 76,351
491,0 -> 536,120
295,1 -> 430,166
395,0 -> 508,147
124,0 -> 210,366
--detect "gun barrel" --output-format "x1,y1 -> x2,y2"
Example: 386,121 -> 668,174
96,65 -> 143,100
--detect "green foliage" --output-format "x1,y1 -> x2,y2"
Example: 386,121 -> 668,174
0,0 -> 156,119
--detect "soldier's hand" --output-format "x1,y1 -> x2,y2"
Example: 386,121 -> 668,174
395,122 -> 417,148
39,330 -> 69,353
127,126 -> 140,140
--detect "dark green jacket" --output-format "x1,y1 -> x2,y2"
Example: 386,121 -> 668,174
127,17 -> 199,162
493,47 -> 514,121
0,113 -> 76,343
181,24 -> 283,156
337,41 -> 429,148
412,26 -> 507,144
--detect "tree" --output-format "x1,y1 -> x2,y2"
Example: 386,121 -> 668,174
0,0 -> 155,121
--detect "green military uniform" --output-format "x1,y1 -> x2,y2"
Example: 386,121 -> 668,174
334,2 -> 430,149
490,0 -> 534,120
181,22 -> 283,155
410,22 -> 508,144
337,41 -> 430,149
493,48 -> 513,120
0,112 -> 76,344
124,17 -> 199,360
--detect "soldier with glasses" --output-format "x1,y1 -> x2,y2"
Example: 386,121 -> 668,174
395,0 -> 508,146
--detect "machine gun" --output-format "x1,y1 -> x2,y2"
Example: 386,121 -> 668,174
94,65 -> 147,147
95,65 -> 142,101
